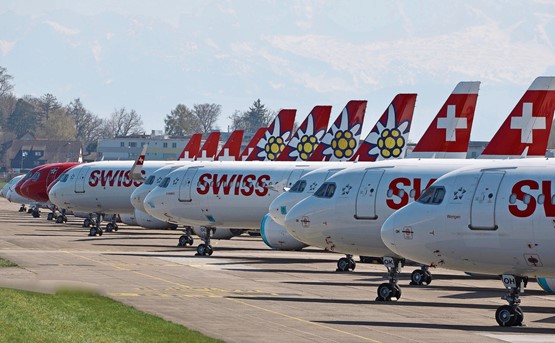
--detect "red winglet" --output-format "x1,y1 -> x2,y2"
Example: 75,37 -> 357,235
178,133 -> 202,161
308,100 -> 367,161
351,94 -> 417,162
215,130 -> 244,161
410,82 -> 480,158
277,105 -> 332,161
480,77 -> 555,158
246,109 -> 297,161
196,132 -> 221,160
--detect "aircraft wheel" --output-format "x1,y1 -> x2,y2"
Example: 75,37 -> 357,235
495,305 -> 519,327
89,228 -> 97,236
336,257 -> 351,272
32,211 -> 40,218
205,245 -> 213,256
56,216 -> 64,223
27,208 -> 33,214
19,206 -> 26,212
178,235 -> 187,246
423,271 -> 432,285
113,224 -> 118,232
105,223 -> 114,232
47,213 -> 54,221
83,219 -> 91,227
186,236 -> 194,246
410,269 -> 425,285
196,244 -> 207,256
97,228 -> 103,236
376,283 -> 394,301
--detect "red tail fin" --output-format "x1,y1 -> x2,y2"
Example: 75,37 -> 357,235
480,77 -> 555,158
246,109 -> 297,161
178,133 -> 202,161
276,106 -> 332,161
196,132 -> 221,160
308,100 -> 367,161
410,82 -> 480,158
351,94 -> 416,162
240,128 -> 266,161
215,130 -> 244,161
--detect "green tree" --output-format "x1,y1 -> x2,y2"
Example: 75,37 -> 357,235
193,103 -> 220,133
35,108 -> 76,140
0,66 -> 14,98
7,98 -> 39,137
37,93 -> 61,121
229,99 -> 272,132
164,104 -> 200,136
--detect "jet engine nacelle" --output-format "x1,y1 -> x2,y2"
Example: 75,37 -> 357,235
261,213 -> 308,250
135,209 -> 177,230
537,278 -> 555,294
193,227 -> 244,240
119,213 -> 138,226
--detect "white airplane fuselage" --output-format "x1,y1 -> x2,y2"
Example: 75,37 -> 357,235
381,158 -> 555,278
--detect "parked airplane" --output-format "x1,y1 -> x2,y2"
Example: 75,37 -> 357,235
282,77 -> 555,297
267,82 -> 479,252
381,158 -> 555,326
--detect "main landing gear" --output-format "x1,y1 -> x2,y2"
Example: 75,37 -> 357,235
88,213 -> 103,237
495,275 -> 526,327
55,209 -> 68,224
376,257 -> 404,301
195,227 -> 213,256
178,226 -> 194,247
410,266 -> 432,286
336,254 -> 356,272
105,214 -> 119,232
31,206 -> 41,218
18,205 -> 27,212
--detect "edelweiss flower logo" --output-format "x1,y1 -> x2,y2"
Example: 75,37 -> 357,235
366,104 -> 410,160
321,107 -> 361,160
288,114 -> 325,161
256,118 -> 290,160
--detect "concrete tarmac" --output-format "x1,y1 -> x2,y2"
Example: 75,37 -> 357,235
0,199 -> 554,342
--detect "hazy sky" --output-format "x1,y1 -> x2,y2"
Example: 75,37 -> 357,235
1,0 -> 554,141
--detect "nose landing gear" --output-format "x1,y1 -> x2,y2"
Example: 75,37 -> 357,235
195,227 -> 213,256
336,255 -> 356,272
178,227 -> 194,247
410,266 -> 432,286
376,257 -> 404,301
495,275 -> 526,327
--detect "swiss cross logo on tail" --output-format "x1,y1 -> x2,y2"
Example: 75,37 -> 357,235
437,105 -> 467,142
137,155 -> 145,165
510,103 -> 545,144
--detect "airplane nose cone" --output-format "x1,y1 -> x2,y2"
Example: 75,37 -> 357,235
130,188 -> 146,212
380,214 -> 400,255
283,202 -> 309,241
268,196 -> 288,225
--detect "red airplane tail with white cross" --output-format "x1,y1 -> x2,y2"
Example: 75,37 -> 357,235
409,81 -> 480,158
276,105 -> 332,161
246,109 -> 297,161
196,131 -> 221,161
350,94 -> 417,162
479,76 -> 555,158
308,100 -> 367,161
215,130 -> 244,161
178,133 -> 203,161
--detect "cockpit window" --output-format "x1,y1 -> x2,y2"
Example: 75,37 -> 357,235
417,186 -> 445,205
159,177 -> 171,188
145,175 -> 156,185
31,172 -> 40,180
290,180 -> 306,193
314,182 -> 336,199
59,173 -> 69,182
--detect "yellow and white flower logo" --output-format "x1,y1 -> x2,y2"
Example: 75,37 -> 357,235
287,114 -> 326,161
321,107 -> 361,161
365,104 -> 410,160
256,118 -> 291,161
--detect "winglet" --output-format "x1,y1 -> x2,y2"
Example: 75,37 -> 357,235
351,94 -> 417,161
178,133 -> 202,161
130,144 -> 148,181
308,100 -> 367,161
215,130 -> 244,161
240,127 -> 267,161
479,76 -> 555,158
276,105 -> 332,161
196,132 -> 221,161
246,109 -> 297,161
410,81 -> 480,159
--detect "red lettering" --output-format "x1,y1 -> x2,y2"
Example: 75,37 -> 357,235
241,175 -> 256,196
123,171 -> 133,187
133,170 -> 145,187
386,178 -> 410,210
255,175 -> 270,196
197,173 -> 211,195
542,180 -> 555,217
89,170 -> 100,187
212,174 -> 227,194
234,175 -> 243,195
508,180 -> 538,217
222,174 -> 237,195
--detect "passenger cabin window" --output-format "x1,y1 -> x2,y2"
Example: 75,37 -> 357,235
314,182 -> 336,198
159,177 -> 171,188
290,180 -> 306,193
417,186 -> 445,205
145,175 -> 156,185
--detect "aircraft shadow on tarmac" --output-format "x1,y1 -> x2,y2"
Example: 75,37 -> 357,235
227,295 -> 555,315
315,319 -> 555,333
